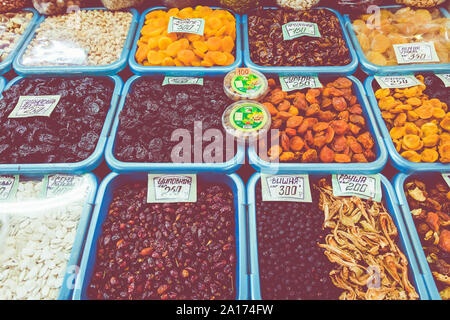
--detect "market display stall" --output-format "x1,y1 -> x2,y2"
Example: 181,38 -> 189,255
0,0 -> 448,301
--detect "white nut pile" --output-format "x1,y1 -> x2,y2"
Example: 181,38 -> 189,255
0,11 -> 33,62
0,178 -> 90,300
21,9 -> 133,66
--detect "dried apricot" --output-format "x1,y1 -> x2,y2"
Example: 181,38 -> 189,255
401,150 -> 421,162
319,146 -> 335,163
334,153 -> 351,163
420,149 -> 439,163
286,116 -> 304,128
290,136 -> 305,152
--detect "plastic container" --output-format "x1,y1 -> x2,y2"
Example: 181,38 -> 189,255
105,75 -> 245,174
0,8 -> 39,76
0,173 -> 98,300
222,100 -> 271,142
223,68 -> 269,101
364,75 -> 450,173
247,172 -> 429,300
128,6 -> 243,76
248,74 -> 388,174
0,75 -> 123,175
393,172 -> 444,300
242,7 -> 359,76
12,7 -> 139,76
73,171 -> 249,300
344,5 -> 450,75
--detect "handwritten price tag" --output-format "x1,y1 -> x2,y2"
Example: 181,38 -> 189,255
42,174 -> 84,198
162,77 -> 203,86
435,74 -> 450,87
279,76 -> 322,92
0,175 -> 19,201
332,174 -> 382,202
374,75 -> 422,89
147,174 -> 197,203
282,21 -> 321,40
168,17 -> 205,35
261,174 -> 312,202
8,95 -> 61,118
393,42 -> 440,64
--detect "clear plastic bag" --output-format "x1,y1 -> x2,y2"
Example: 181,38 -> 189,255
100,0 -> 145,10
32,0 -> 83,16
0,0 -> 27,14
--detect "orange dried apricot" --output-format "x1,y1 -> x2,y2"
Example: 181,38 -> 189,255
177,49 -> 195,65
420,148 -> 439,162
401,150 -> 421,162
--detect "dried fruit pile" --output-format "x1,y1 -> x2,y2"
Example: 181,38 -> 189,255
353,7 -> 449,66
247,8 -> 351,67
317,178 -> 419,300
0,177 -> 90,300
88,182 -> 237,300
404,177 -> 450,300
262,77 -> 376,163
0,77 -> 113,164
0,11 -> 33,62
136,6 -> 236,67
255,180 -> 342,300
254,177 -> 419,300
114,77 -> 235,163
374,74 -> 450,163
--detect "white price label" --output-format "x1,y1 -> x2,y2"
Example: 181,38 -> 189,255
261,174 -> 312,202
0,175 -> 19,201
8,95 -> 61,118
393,42 -> 440,64
332,174 -> 382,202
279,76 -> 322,92
374,75 -> 422,89
435,74 -> 450,87
167,17 -> 205,35
282,21 -> 321,40
147,174 -> 197,203
42,174 -> 83,198
442,173 -> 450,188
162,77 -> 203,86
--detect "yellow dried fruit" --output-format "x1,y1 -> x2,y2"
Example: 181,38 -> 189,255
401,150 -> 421,163
420,148 -> 439,163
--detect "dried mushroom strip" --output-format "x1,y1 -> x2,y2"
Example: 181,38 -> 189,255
247,8 -> 351,67
261,77 -> 377,163
316,178 -> 419,300
404,177 -> 450,300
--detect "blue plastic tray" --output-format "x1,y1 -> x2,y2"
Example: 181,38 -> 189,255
393,172 -> 445,300
128,6 -> 243,76
0,8 -> 39,75
0,75 -> 123,174
248,75 -> 388,174
364,75 -> 450,173
73,171 -> 249,300
247,172 -> 429,300
105,74 -> 245,173
242,7 -> 358,76
344,5 -> 450,75
0,173 -> 98,300
12,7 -> 139,76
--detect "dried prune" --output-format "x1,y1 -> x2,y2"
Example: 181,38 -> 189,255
87,181 -> 237,300
248,8 -> 351,67
0,77 -> 113,164
114,78 -> 236,163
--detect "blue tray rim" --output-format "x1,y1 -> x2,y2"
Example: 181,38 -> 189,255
246,172 -> 429,300
73,171 -> 249,300
12,7 -> 139,76
241,6 -> 359,76
104,74 -> 245,173
128,6 -> 243,76
343,5 -> 450,75
0,8 -> 39,76
393,172 -> 443,300
248,75 -> 388,174
364,75 -> 450,173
